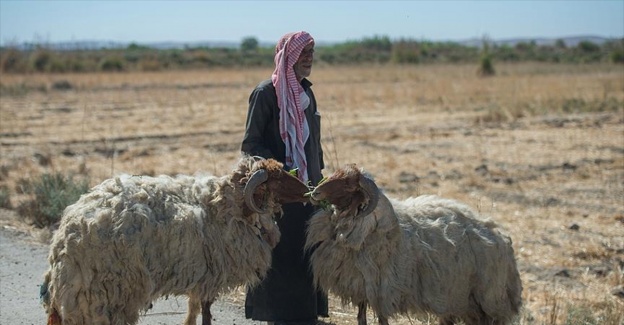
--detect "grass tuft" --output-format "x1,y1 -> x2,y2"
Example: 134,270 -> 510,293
0,185 -> 12,209
16,172 -> 90,228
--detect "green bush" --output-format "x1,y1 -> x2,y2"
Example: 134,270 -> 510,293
99,56 -> 125,72
478,38 -> 496,76
478,55 -> 496,76
30,48 -> 54,72
16,172 -> 90,228
611,50 -> 624,63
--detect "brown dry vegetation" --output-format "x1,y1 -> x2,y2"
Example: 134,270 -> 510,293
1,63 -> 623,324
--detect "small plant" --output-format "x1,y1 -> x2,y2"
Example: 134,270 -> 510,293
51,80 -> 73,90
479,55 -> 496,76
0,185 -> 11,209
1,47 -> 26,73
30,48 -> 53,72
611,50 -> 624,64
99,56 -> 125,72
478,36 -> 496,77
564,305 -> 597,325
16,172 -> 90,228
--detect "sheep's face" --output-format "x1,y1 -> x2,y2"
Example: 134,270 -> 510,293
310,164 -> 368,218
247,160 -> 310,206
256,212 -> 281,248
239,158 -> 310,247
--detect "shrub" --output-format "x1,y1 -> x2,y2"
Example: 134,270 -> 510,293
478,55 -> 496,76
51,80 -> 73,90
577,41 -> 600,53
611,50 -> 624,64
30,48 -> 53,72
1,47 -> 26,73
478,38 -> 496,77
16,172 -> 90,228
192,51 -> 214,65
0,185 -> 11,209
99,56 -> 125,72
391,41 -> 421,64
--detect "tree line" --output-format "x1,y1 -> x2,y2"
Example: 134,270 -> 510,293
1,35 -> 622,74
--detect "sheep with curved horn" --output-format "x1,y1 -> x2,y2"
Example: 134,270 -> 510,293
41,155 -> 310,325
305,164 -> 522,325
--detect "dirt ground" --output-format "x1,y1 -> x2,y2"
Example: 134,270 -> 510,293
0,64 -> 622,324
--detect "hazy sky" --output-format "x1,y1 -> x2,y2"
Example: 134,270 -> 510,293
1,0 -> 623,45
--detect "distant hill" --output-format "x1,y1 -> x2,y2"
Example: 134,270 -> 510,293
3,35 -> 619,51
458,35 -> 616,48
4,40 -> 243,51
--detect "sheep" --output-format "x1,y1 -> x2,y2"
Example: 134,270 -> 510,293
305,164 -> 522,325
41,155 -> 311,325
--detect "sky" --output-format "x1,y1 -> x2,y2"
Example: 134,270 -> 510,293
1,0 -> 623,46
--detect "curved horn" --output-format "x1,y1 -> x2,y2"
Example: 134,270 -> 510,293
355,175 -> 380,218
244,169 -> 269,214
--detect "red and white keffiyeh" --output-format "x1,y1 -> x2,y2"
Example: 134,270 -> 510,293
272,31 -> 314,183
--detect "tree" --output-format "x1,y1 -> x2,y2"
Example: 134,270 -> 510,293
577,41 -> 600,53
241,36 -> 259,52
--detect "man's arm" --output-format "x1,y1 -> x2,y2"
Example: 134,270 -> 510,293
241,86 -> 275,159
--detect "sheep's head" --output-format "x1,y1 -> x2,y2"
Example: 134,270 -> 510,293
310,164 -> 379,219
242,158 -> 310,213
238,157 -> 310,247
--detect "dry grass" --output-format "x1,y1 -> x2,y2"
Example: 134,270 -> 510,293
1,63 -> 623,324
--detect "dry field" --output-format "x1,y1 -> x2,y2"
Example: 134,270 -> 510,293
1,63 -> 623,324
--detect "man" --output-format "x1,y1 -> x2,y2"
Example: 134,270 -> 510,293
241,31 -> 328,325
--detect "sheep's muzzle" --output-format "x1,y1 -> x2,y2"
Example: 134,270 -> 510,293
310,166 -> 380,219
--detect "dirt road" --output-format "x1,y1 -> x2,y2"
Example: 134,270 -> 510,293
0,216 -> 260,325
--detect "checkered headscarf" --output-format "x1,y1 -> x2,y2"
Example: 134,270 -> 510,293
271,31 -> 314,183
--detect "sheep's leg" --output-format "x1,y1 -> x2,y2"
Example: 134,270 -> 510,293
438,316 -> 455,325
185,296 -> 201,325
201,299 -> 214,325
357,302 -> 368,325
46,309 -> 62,325
377,315 -> 389,325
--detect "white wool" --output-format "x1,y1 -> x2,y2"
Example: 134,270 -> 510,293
41,156 -> 285,325
306,175 -> 522,325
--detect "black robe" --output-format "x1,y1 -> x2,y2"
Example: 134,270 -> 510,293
241,78 -> 328,322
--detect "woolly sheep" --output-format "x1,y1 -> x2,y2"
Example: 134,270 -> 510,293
305,164 -> 522,325
41,156 -> 311,325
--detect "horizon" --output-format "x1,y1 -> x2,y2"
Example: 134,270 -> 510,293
1,1 -> 623,46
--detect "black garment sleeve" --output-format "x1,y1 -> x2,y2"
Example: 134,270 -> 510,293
241,84 -> 277,160
310,94 -> 325,172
